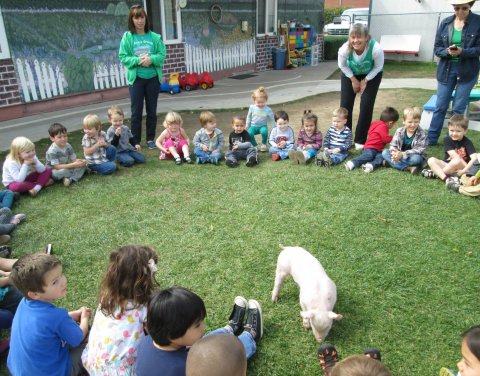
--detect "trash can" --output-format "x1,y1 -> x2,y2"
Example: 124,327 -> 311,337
272,48 -> 286,70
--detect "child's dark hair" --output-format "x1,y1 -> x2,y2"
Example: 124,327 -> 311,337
10,253 -> 61,297
463,325 -> 480,361
99,245 -> 159,316
448,114 -> 469,130
302,110 -> 318,131
232,115 -> 246,125
379,107 -> 399,123
274,110 -> 289,122
48,123 -> 67,137
147,287 -> 206,346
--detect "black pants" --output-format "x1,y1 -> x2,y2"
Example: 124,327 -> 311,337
340,72 -> 382,145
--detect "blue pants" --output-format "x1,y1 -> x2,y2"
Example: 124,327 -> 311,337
116,149 -> 146,167
428,62 -> 478,145
194,147 -> 222,163
325,151 -> 348,165
205,328 -> 256,360
269,144 -> 295,159
88,146 -> 117,175
382,149 -> 425,171
350,148 -> 384,169
0,190 -> 14,209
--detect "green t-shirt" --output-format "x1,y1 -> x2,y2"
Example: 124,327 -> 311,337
347,39 -> 377,76
451,27 -> 462,62
132,33 -> 158,79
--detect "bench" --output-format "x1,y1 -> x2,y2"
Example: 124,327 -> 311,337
379,35 -> 421,56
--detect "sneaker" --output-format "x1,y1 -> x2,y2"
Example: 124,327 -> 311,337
296,151 -> 306,165
323,153 -> 333,167
406,166 -> 420,175
422,168 -> 435,178
44,244 -> 53,255
355,143 -> 364,150
382,159 -> 388,168
226,296 -> 248,335
146,140 -> 156,149
63,177 -> 71,187
318,343 -> 340,376
28,189 -> 38,197
445,176 -> 460,185
439,368 -> 456,376
175,157 -> 182,165
243,299 -> 263,342
185,156 -> 193,164
271,153 -> 281,161
345,161 -> 354,171
10,213 -> 26,225
362,163 -> 373,173
210,156 -> 218,165
315,153 -> 325,167
0,245 -> 12,258
288,150 -> 298,164
246,156 -> 257,167
260,144 -> 267,152
446,179 -> 461,193
0,235 -> 11,245
364,348 -> 382,361
226,159 -> 239,168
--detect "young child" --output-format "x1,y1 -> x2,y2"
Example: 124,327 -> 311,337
46,122 -> 87,186
246,86 -> 275,152
82,245 -> 158,375
186,333 -> 247,376
317,107 -> 353,167
82,113 -> 117,175
439,325 -> 480,376
289,110 -> 323,164
269,110 -> 295,161
382,107 -> 428,174
155,111 -> 192,165
8,253 -> 91,376
345,106 -> 399,173
135,287 -> 263,376
0,207 -> 26,244
423,114 -> 477,185
225,115 -> 258,168
2,136 -> 53,196
193,111 -> 225,165
106,105 -> 146,167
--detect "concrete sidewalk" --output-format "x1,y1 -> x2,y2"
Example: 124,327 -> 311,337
0,61 -> 438,151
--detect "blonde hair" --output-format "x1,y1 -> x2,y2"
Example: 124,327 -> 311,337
333,107 -> 349,119
331,355 -> 391,376
448,114 -> 469,130
7,136 -> 35,163
164,111 -> 183,128
83,114 -> 102,130
302,110 -> 318,132
199,111 -> 216,127
348,24 -> 371,52
251,86 -> 268,101
107,105 -> 124,119
403,107 -> 421,120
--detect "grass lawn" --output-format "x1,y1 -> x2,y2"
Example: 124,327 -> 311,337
1,84 -> 479,375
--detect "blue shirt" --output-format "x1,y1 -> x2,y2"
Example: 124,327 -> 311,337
8,298 -> 83,376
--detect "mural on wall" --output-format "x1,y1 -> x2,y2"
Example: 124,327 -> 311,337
0,0 -> 138,102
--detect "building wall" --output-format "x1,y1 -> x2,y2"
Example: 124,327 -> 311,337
163,44 -> 185,77
256,36 -> 280,71
0,58 -> 20,106
325,0 -> 369,8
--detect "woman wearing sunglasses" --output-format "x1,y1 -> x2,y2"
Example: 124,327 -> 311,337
428,0 -> 480,145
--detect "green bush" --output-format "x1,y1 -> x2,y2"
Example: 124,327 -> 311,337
323,35 -> 348,60
324,6 -> 348,25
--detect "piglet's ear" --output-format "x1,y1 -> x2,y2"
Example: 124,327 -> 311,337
300,310 -> 314,319
328,311 -> 343,320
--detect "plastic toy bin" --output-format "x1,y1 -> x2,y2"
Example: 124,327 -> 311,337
272,48 -> 286,70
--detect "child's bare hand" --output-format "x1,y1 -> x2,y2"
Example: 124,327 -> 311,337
470,176 -> 479,186
97,138 -> 107,147
202,145 -> 208,152
115,128 -> 121,136
232,144 -> 238,151
135,144 -> 142,151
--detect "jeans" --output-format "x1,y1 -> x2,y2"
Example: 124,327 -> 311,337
428,62 -> 478,145
350,148 -> 384,169
194,147 -> 222,163
269,144 -> 295,159
382,149 -> 425,171
205,328 -> 256,360
247,125 -> 268,146
325,151 -> 348,165
129,76 -> 160,145
115,149 -> 146,167
88,146 -> 117,175
0,190 -> 14,209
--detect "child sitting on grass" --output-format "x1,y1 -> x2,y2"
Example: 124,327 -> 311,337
46,123 -> 87,186
8,253 -> 92,376
82,114 -> 117,175
225,115 -> 258,168
289,110 -> 322,165
423,114 -> 477,185
2,136 -> 53,197
193,111 -> 225,165
439,325 -> 480,376
135,287 -> 263,376
269,110 -> 295,161
382,107 -> 428,174
345,106 -> 399,173
317,107 -> 352,167
246,86 -> 275,152
106,105 -> 145,167
156,111 -> 192,164
446,158 -> 480,197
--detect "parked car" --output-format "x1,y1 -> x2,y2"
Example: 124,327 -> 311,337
323,8 -> 369,36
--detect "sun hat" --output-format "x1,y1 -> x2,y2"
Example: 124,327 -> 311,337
450,0 -> 474,5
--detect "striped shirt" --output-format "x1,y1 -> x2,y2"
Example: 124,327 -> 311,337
323,126 -> 352,152
246,104 -> 275,129
297,129 -> 323,150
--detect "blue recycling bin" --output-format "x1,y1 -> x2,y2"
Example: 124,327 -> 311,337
272,48 -> 286,70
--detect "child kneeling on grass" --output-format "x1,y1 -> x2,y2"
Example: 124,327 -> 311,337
439,325 -> 480,376
135,287 -> 263,376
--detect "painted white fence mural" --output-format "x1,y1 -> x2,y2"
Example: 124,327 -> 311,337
185,39 -> 256,73
15,58 -> 128,102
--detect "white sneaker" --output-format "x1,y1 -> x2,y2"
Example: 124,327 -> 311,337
345,161 -> 354,171
260,144 -> 267,152
355,143 -> 364,150
362,163 -> 373,173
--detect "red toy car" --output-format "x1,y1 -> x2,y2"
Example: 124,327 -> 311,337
199,72 -> 214,90
178,72 -> 200,91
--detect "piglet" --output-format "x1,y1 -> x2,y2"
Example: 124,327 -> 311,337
271,245 -> 342,342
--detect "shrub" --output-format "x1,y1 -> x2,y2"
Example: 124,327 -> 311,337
323,35 -> 348,60
324,6 -> 348,25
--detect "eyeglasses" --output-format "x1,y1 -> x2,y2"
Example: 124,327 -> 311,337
453,5 -> 470,11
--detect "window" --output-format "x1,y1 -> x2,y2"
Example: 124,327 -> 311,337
257,0 -> 277,36
0,6 -> 10,59
146,0 -> 182,44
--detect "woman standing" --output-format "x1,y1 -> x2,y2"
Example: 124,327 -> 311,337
428,0 -> 480,145
338,24 -> 384,149
119,5 -> 166,149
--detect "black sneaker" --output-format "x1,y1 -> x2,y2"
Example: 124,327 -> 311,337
243,299 -> 263,342
226,159 -> 239,168
0,245 -> 12,258
246,156 -> 257,167
226,296 -> 247,335
446,179 -> 460,193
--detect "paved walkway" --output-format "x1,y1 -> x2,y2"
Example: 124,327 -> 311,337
0,61 -> 438,151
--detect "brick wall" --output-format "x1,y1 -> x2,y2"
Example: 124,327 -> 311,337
0,59 -> 21,107
317,34 -> 325,62
162,43 -> 186,78
255,36 -> 281,72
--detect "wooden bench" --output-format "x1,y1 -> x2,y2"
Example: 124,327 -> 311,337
379,35 -> 421,56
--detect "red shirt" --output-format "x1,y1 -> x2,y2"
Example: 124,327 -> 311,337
364,120 -> 393,151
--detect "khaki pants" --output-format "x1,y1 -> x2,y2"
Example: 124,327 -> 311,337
459,175 -> 480,197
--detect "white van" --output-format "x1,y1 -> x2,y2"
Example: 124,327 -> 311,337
323,8 -> 369,35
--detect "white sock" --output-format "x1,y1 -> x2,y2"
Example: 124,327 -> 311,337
303,151 -> 310,160
33,185 -> 42,192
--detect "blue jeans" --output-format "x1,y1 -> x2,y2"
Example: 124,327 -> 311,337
194,147 -> 222,163
129,76 -> 160,145
350,148 -> 384,169
325,151 -> 348,165
116,149 -> 146,167
428,62 -> 477,145
269,144 -> 295,159
88,146 -> 117,175
382,149 -> 425,171
0,190 -> 14,209
205,328 -> 256,360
